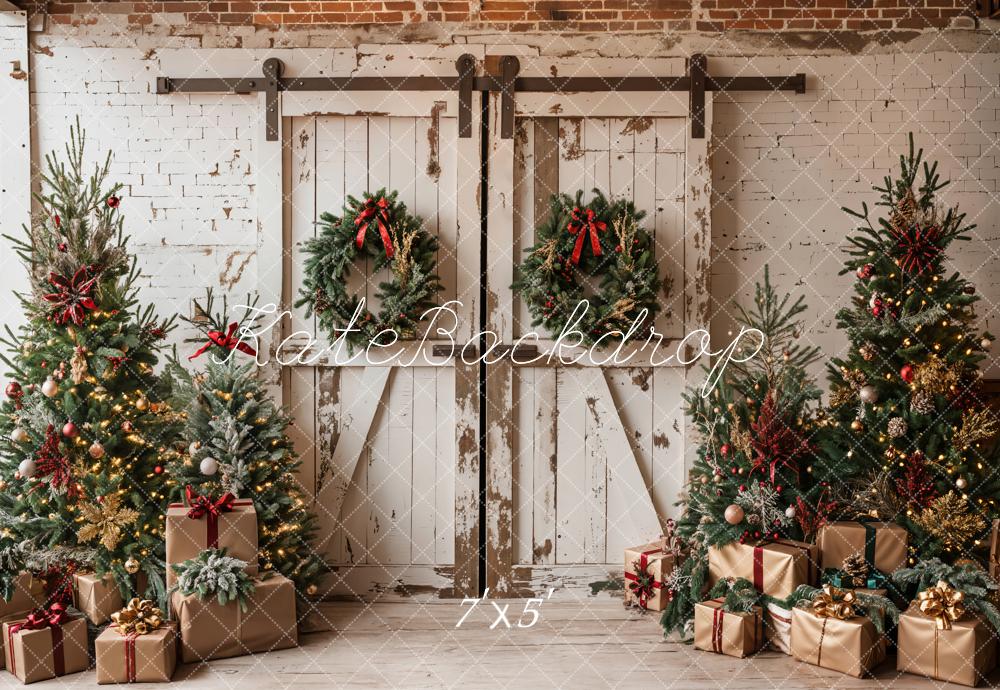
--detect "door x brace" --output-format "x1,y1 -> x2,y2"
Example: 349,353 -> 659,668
155,53 -> 805,141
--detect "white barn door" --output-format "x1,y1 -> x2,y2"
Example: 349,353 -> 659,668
484,54 -> 712,595
274,47 -> 482,599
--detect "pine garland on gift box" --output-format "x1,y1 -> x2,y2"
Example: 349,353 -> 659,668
0,120 -> 179,606
166,290 -> 326,606
892,558 -> 1000,632
661,267 -> 847,638
823,134 -> 1000,558
783,584 -> 900,633
172,548 -> 256,611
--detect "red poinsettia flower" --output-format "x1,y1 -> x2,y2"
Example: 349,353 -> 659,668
890,223 -> 943,274
43,266 -> 98,325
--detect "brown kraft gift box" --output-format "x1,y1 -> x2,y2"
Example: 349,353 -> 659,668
95,622 -> 177,684
989,519 -> 999,582
896,604 -> 997,686
2,615 -> 89,684
170,573 -> 297,663
623,542 -> 674,611
0,573 -> 46,670
72,571 -> 148,625
165,497 -> 258,588
708,539 -> 819,598
693,599 -> 763,658
790,606 -> 886,677
817,520 -> 908,574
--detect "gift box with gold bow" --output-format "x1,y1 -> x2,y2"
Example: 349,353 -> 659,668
72,571 -> 148,625
623,542 -> 674,611
693,598 -> 764,658
2,603 -> 89,684
170,573 -> 297,663
790,585 -> 887,678
165,485 -> 258,588
95,599 -> 177,684
708,539 -> 819,598
897,581 -> 998,687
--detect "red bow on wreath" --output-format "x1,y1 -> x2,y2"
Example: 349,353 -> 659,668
188,322 -> 257,361
43,267 -> 98,325
890,223 -> 942,275
355,196 -> 394,259
567,207 -> 607,265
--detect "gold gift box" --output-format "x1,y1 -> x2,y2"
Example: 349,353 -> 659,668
623,542 -> 674,612
693,599 -> 763,658
708,539 -> 819,598
170,573 -> 297,663
95,622 -> 177,684
2,616 -> 89,684
790,606 -> 886,678
816,520 -> 908,574
165,498 -> 258,588
897,604 -> 998,687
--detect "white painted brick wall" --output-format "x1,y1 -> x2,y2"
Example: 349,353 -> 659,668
5,30 -> 999,385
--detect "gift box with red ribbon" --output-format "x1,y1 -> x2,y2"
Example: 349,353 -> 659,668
95,621 -> 177,684
693,599 -> 764,658
623,542 -> 674,611
708,538 -> 819,598
165,485 -> 258,588
2,603 -> 88,684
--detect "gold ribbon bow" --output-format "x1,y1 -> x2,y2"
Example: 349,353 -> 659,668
811,584 -> 857,620
111,598 -> 164,636
917,580 -> 966,630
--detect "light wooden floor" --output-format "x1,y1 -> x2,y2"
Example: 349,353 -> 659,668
9,598 -> 999,689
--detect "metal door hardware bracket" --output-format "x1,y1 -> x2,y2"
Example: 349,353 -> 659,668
155,53 -> 806,140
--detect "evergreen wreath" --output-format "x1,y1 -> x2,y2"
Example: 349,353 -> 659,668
296,189 -> 442,350
513,189 -> 661,345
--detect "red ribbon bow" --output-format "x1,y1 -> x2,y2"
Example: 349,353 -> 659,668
188,322 -> 257,361
355,196 -> 394,258
8,603 -> 72,677
567,207 -> 607,265
624,548 -> 664,609
185,485 -> 237,548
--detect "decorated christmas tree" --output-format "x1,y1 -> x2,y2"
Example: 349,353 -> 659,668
0,121 -> 178,603
166,289 -> 325,610
661,268 -> 842,636
825,135 -> 999,560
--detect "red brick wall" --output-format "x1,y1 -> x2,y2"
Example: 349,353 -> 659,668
23,0 -> 976,31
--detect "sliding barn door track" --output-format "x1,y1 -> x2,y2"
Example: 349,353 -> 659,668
155,53 -> 806,141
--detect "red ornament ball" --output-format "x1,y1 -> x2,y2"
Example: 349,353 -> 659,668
900,364 -> 915,383
62,421 -> 78,438
720,443 -> 731,457
153,466 -> 163,475
106,196 -> 120,208
856,263 -> 874,280
5,382 -> 22,399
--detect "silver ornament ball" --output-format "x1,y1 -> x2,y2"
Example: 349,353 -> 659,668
785,505 -> 796,519
10,428 -> 28,444
41,378 -> 58,398
17,458 -> 35,478
199,457 -> 219,476
859,385 -> 878,404
956,476 -> 968,490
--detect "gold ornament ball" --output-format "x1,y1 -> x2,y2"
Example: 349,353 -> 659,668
124,556 -> 140,574
850,419 -> 864,431
135,396 -> 148,411
724,504 -> 745,525
699,475 -> 709,485
306,584 -> 318,596
956,476 -> 968,490
88,442 -> 105,459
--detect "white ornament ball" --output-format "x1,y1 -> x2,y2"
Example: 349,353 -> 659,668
10,428 -> 28,444
724,504 -> 745,525
88,442 -> 105,459
199,457 -> 219,476
859,385 -> 878,404
785,506 -> 797,519
17,458 -> 35,478
41,378 -> 58,398
981,338 -> 993,351
956,476 -> 968,490
188,441 -> 201,456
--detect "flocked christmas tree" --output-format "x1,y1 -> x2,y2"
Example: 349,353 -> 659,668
165,289 -> 325,611
824,135 -> 999,560
0,120 -> 178,603
661,268 -> 844,636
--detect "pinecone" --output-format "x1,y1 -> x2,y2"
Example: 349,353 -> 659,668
858,342 -> 877,362
887,416 -> 908,438
842,553 -> 870,587
911,389 -> 934,415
